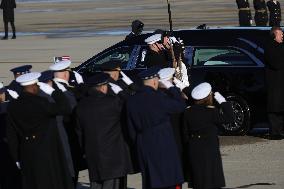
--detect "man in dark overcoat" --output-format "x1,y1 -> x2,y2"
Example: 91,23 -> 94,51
0,0 -> 16,39
236,0 -> 253,26
0,83 -> 21,189
6,72 -> 74,189
253,0 -> 268,26
126,67 -> 186,189
264,26 -> 284,140
49,60 -> 86,186
76,73 -> 133,189
267,0 -> 281,26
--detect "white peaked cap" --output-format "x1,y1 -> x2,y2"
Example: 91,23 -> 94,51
49,60 -> 71,71
191,82 -> 212,100
16,72 -> 41,86
158,68 -> 175,81
0,82 -> 3,89
145,34 -> 162,44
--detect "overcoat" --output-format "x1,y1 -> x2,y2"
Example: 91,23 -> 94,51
0,101 -> 21,189
253,0 -> 268,26
6,91 -> 74,189
236,0 -> 252,26
53,79 -> 86,172
7,80 -> 22,94
267,0 -> 281,26
144,49 -> 170,68
0,0 -> 16,22
264,39 -> 284,112
126,86 -> 186,188
76,89 -> 133,182
183,102 -> 234,189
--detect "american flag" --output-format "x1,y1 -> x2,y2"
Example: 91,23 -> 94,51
53,56 -> 71,63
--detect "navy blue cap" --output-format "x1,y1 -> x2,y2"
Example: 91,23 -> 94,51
138,66 -> 160,80
39,70 -> 54,82
10,65 -> 32,75
100,60 -> 122,71
86,72 -> 110,86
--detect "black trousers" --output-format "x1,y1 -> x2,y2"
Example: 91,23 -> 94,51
3,21 -> 16,37
90,178 -> 120,189
268,113 -> 284,135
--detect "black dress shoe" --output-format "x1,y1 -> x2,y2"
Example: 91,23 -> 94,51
11,35 -> 16,39
1,36 -> 8,40
269,135 -> 283,140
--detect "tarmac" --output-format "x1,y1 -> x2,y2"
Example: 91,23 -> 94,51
77,135 -> 284,189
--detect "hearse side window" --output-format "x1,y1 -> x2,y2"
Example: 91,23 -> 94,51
193,47 -> 255,66
86,46 -> 132,72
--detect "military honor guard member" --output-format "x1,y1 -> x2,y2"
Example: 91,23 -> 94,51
264,27 -> 284,140
0,0 -> 16,39
76,73 -> 133,189
0,83 -> 21,189
183,82 -> 234,189
125,19 -> 144,41
6,65 -> 32,100
253,0 -> 268,26
49,60 -> 86,186
38,70 -> 75,179
144,34 -> 170,68
126,66 -> 186,189
267,0 -> 282,26
236,0 -> 253,26
6,72 -> 74,189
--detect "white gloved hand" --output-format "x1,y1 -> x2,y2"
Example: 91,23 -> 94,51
54,81 -> 67,92
173,77 -> 186,90
169,36 -> 178,44
250,19 -> 253,25
159,80 -> 174,89
7,89 -> 19,99
120,71 -> 133,85
37,82 -> 55,95
109,82 -> 123,94
214,92 -> 226,104
16,162 -> 21,169
73,71 -> 84,84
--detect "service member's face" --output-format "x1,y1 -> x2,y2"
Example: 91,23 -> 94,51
0,92 -> 5,103
274,29 -> 283,43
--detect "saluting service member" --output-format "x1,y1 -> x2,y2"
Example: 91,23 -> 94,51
267,0 -> 282,26
183,82 -> 234,189
253,0 -> 268,26
144,34 -> 170,68
126,66 -> 186,189
6,72 -> 74,189
0,83 -> 21,189
125,19 -> 144,41
76,73 -> 133,189
264,27 -> 284,140
49,60 -> 85,187
236,0 -> 253,26
0,0 -> 16,39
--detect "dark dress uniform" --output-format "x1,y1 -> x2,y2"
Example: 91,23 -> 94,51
183,102 -> 234,189
144,49 -> 170,68
127,86 -> 186,189
264,38 -> 284,136
0,101 -> 21,189
6,90 -> 74,189
52,79 -> 85,185
236,0 -> 252,26
253,0 -> 268,26
267,0 -> 282,26
76,88 -> 133,188
0,0 -> 16,39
